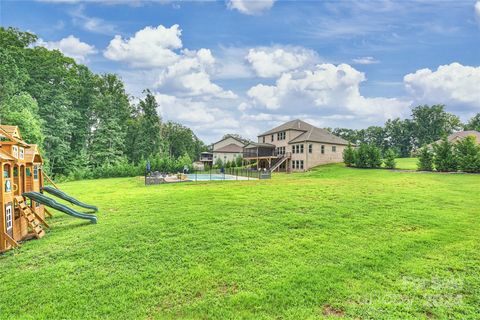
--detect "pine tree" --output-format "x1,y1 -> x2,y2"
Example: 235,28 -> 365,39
342,143 -> 355,167
136,90 -> 162,160
383,149 -> 397,169
433,138 -> 457,172
417,146 -> 434,171
454,136 -> 480,173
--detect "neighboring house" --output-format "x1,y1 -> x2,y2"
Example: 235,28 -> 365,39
200,135 -> 247,167
427,130 -> 480,150
243,119 -> 350,172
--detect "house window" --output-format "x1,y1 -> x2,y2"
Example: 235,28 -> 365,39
321,145 -> 325,154
5,203 -> 13,231
26,168 -> 32,177
309,144 -> 313,153
13,146 -> 18,158
271,134 -> 274,142
34,165 -> 39,180
13,167 -> 18,177
262,136 -> 265,143
19,147 -> 24,160
332,146 -> 337,152
300,160 -> 304,169
292,161 -> 296,169
277,132 -> 286,140
300,144 -> 304,154
4,164 -> 10,178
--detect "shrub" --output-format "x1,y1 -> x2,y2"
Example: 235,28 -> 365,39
343,143 -> 355,167
417,146 -> 434,171
354,144 -> 370,168
235,155 -> 243,167
383,149 -> 397,169
367,145 -> 382,168
454,136 -> 480,173
214,157 -> 223,168
433,137 -> 457,172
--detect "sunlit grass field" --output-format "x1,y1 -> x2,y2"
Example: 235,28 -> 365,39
395,157 -> 419,170
1,164 -> 479,319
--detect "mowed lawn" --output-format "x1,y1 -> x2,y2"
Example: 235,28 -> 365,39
1,165 -> 479,319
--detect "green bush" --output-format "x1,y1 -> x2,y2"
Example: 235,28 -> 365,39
342,143 -> 355,167
383,149 -> 397,169
454,136 -> 480,173
354,144 -> 369,168
433,137 -> 457,172
417,146 -> 434,171
367,145 -> 382,168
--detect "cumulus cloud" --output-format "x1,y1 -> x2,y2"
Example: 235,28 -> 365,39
155,48 -> 237,98
35,35 -> 97,63
247,63 -> 410,121
246,46 -> 319,78
352,56 -> 379,65
404,62 -> 480,111
227,0 -> 275,15
104,25 -> 182,67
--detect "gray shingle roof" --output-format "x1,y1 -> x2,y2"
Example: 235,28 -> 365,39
214,143 -> 244,153
258,119 -> 350,145
259,119 -> 314,136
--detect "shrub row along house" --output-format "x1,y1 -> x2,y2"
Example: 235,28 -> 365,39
200,120 -> 350,172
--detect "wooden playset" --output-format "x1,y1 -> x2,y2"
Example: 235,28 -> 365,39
0,125 -> 97,253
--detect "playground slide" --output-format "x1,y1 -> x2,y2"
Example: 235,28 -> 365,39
42,186 -> 98,212
23,192 -> 97,224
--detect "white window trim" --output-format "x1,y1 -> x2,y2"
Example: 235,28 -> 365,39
13,146 -> 18,159
19,147 -> 24,160
5,203 -> 13,231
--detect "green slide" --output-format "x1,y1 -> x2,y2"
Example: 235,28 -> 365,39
42,186 -> 98,212
23,192 -> 97,224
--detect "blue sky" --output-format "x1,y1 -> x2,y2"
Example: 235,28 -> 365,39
1,0 -> 480,142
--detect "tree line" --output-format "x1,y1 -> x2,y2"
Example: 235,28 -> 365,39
328,105 -> 480,157
0,27 -> 206,179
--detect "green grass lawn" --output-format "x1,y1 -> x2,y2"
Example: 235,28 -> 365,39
1,164 -> 479,319
395,158 -> 418,170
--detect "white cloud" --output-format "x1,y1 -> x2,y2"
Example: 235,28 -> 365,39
155,48 -> 237,99
104,25 -> 182,68
475,1 -> 480,21
246,46 -> 319,78
404,62 -> 480,111
352,56 -> 379,65
247,63 -> 410,121
227,0 -> 275,15
70,5 -> 117,35
35,35 -> 97,63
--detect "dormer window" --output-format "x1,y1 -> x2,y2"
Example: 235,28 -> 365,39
13,146 -> 18,158
19,147 -> 24,160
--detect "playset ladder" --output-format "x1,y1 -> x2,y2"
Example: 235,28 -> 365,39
14,196 -> 48,239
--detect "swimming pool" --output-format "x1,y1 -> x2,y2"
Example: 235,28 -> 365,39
186,173 -> 257,181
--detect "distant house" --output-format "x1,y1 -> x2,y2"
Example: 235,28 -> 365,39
429,131 -> 480,148
243,119 -> 350,172
200,135 -> 247,167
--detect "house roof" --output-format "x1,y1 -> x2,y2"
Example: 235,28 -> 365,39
258,119 -> 350,145
212,135 -> 248,147
214,143 -> 244,153
259,119 -> 313,136
0,149 -> 14,161
244,142 -> 276,149
448,130 -> 480,142
429,131 -> 480,147
289,126 -> 350,145
0,125 -> 30,146
25,144 -> 43,163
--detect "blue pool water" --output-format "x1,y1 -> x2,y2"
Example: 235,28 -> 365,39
186,174 -> 256,181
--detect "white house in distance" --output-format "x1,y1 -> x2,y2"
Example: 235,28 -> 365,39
200,135 -> 247,167
243,119 -> 350,172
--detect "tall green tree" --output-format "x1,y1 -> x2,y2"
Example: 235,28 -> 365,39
465,113 -> 480,131
433,137 -> 457,172
454,136 -> 480,173
411,105 -> 462,147
136,90 -> 162,160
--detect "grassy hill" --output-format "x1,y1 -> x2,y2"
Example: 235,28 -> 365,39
1,164 -> 479,319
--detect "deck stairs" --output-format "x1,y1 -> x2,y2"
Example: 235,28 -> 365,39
14,196 -> 49,239
269,154 -> 290,172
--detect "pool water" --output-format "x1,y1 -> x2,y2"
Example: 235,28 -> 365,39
186,173 -> 256,181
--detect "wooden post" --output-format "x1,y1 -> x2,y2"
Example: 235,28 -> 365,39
43,172 -> 60,190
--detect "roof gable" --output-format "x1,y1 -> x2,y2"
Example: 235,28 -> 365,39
259,119 -> 312,136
